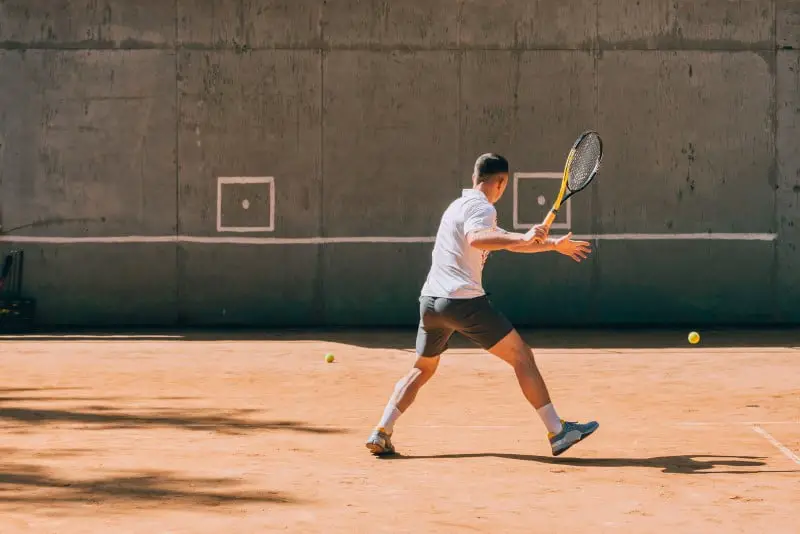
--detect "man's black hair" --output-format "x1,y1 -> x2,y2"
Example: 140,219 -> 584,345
473,153 -> 509,183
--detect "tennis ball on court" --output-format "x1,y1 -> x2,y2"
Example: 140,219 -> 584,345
688,331 -> 700,344
325,353 -> 335,363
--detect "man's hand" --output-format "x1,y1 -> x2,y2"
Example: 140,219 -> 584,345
504,224 -> 554,253
522,223 -> 549,245
553,232 -> 592,262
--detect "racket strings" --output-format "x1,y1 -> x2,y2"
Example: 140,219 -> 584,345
567,136 -> 601,191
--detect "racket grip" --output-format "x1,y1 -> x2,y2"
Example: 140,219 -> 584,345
542,209 -> 557,228
532,209 -> 558,243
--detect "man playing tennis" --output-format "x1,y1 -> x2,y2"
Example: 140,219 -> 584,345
366,153 -> 599,457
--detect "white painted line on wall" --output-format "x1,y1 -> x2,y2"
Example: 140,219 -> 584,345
216,176 -> 275,233
180,235 -> 436,244
0,233 -> 778,244
0,236 -> 180,244
510,172 -> 777,243
513,172 -> 571,231
752,425 -> 800,465
571,233 -> 778,241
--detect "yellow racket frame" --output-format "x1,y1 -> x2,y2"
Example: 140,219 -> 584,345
543,148 -> 577,229
533,131 -> 601,243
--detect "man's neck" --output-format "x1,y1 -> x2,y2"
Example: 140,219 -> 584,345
473,184 -> 491,201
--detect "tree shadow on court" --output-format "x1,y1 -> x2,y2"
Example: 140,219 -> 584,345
0,387 -> 200,404
379,453 -> 799,474
5,326 -> 800,349
0,388 -> 344,435
0,462 -> 293,509
0,406 -> 343,435
0,447 -> 92,459
0,387 -> 83,395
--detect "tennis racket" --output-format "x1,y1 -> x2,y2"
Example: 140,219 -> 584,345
533,130 -> 603,243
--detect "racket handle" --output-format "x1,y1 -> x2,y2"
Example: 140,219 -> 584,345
532,209 -> 558,244
542,209 -> 557,228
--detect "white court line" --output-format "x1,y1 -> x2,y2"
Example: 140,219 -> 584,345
407,425 -> 516,429
0,233 -> 778,244
678,421 -> 800,426
410,422 -> 800,429
752,425 -> 800,465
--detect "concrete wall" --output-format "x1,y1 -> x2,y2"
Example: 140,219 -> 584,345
0,1 -> 798,327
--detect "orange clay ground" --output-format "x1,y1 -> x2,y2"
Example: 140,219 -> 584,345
0,329 -> 797,533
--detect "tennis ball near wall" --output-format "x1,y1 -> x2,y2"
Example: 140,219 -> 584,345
688,331 -> 700,344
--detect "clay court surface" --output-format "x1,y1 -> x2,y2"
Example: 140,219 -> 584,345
0,329 -> 797,533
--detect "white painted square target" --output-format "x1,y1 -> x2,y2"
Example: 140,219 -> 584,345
512,172 -> 571,230
216,176 -> 275,233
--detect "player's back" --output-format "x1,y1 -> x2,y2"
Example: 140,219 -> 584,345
420,189 -> 496,300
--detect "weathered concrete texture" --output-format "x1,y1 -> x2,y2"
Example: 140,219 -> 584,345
599,0 -> 774,49
778,0 -> 800,48
0,50 -> 177,237
459,51 -> 596,230
490,251 -> 599,326
322,243 -> 430,325
593,241 -> 775,324
177,50 -> 321,237
776,50 -> 800,322
323,0 -> 458,49
593,50 -> 777,325
324,0 -> 594,50
16,243 -> 177,325
2,0 -> 784,52
597,51 -> 774,234
323,51 -> 459,236
0,0 -> 175,47
458,50 -> 597,324
456,0 -> 595,49
177,243 -> 319,325
1,1 -> 798,327
321,51 -> 460,325
177,0 -> 322,49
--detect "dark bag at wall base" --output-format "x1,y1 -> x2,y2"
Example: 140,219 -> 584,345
0,249 -> 36,332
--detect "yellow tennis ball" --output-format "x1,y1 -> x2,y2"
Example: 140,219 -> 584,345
688,331 -> 700,344
325,353 -> 335,363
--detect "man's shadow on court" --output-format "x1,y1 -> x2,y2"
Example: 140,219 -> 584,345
378,453 -> 795,474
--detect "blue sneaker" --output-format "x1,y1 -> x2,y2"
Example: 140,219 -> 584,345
365,427 -> 396,456
548,420 -> 599,456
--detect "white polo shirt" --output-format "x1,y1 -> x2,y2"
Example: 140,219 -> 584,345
420,189 -> 497,299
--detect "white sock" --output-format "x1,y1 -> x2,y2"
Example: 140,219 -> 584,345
536,403 -> 563,435
378,405 -> 402,434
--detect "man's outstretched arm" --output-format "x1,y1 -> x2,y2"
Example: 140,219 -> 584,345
467,229 -> 535,251
466,224 -> 549,252
511,232 -> 593,262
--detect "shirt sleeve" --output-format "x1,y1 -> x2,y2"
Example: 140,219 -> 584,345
463,202 -> 497,235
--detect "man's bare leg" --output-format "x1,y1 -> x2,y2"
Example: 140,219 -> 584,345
488,329 -> 599,456
366,355 -> 440,455
488,329 -> 555,413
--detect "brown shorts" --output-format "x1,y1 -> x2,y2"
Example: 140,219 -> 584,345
415,295 -> 514,357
